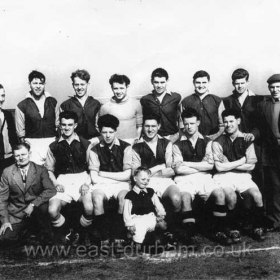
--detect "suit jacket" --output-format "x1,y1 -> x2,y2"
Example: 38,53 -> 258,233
257,96 -> 280,167
0,162 -> 56,224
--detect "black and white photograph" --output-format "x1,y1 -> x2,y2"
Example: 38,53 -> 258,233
0,0 -> 280,279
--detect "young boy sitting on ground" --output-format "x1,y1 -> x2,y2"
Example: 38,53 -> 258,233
123,167 -> 167,246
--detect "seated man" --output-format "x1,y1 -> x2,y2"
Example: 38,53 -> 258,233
132,114 -> 180,238
88,114 -> 132,243
212,109 -> 266,241
0,142 -> 56,246
173,109 -> 229,244
45,111 -> 92,243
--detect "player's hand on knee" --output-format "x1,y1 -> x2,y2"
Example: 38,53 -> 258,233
156,215 -> 167,230
243,133 -> 255,142
80,183 -> 90,196
0,222 -> 13,235
56,184 -> 65,192
127,226 -> 136,235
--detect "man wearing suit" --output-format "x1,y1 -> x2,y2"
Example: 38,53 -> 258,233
258,74 -> 280,231
0,142 -> 56,245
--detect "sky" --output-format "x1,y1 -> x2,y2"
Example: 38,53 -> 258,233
0,0 -> 280,107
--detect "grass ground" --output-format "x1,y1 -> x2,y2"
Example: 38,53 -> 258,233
1,231 -> 280,279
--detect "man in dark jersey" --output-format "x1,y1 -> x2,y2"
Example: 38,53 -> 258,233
15,70 -> 58,165
46,111 -> 92,243
88,114 -> 132,243
181,70 -> 224,140
173,108 -> 230,245
212,109 -> 266,241
60,69 -> 101,142
140,68 -> 181,143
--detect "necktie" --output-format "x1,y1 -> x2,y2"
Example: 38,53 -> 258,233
21,169 -> 27,184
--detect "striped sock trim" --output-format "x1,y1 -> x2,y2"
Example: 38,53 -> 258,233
213,211 -> 227,217
213,204 -> 227,217
80,215 -> 93,227
182,218 -> 196,224
52,214 -> 65,227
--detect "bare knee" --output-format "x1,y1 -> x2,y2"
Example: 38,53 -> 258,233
224,189 -> 237,210
181,192 -> 192,211
211,188 -> 225,204
247,188 -> 263,207
82,194 -> 94,216
163,185 -> 181,211
48,199 -> 61,219
117,190 -> 129,214
92,191 -> 106,214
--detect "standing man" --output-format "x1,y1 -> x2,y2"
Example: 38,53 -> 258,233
257,74 -> 280,231
15,70 -> 59,165
0,84 -> 18,175
173,109 -> 229,244
88,114 -> 132,243
132,114 -> 181,239
45,111 -> 92,243
0,142 -> 56,246
223,68 -> 262,141
60,69 -> 101,142
181,70 -> 224,140
100,74 -> 143,144
212,109 -> 266,241
140,68 -> 181,143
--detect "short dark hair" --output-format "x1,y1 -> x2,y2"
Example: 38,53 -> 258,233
109,74 -> 130,86
71,69 -> 90,83
151,68 -> 169,81
221,109 -> 241,120
181,108 -> 201,121
231,68 -> 249,82
134,166 -> 151,177
98,114 -> 119,131
143,114 -> 161,125
193,70 -> 210,82
12,142 -> 31,152
59,111 -> 78,123
28,70 -> 46,83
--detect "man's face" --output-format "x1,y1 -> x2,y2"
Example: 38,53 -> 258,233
152,77 -> 167,95
193,77 -> 209,95
143,119 -> 160,140
134,171 -> 150,189
268,82 -> 280,100
112,82 -> 128,102
60,118 -> 77,138
233,78 -> 249,95
30,78 -> 45,97
183,116 -> 200,136
101,127 -> 116,145
223,115 -> 240,135
14,146 -> 30,168
72,77 -> 89,98
0,88 -> 5,109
